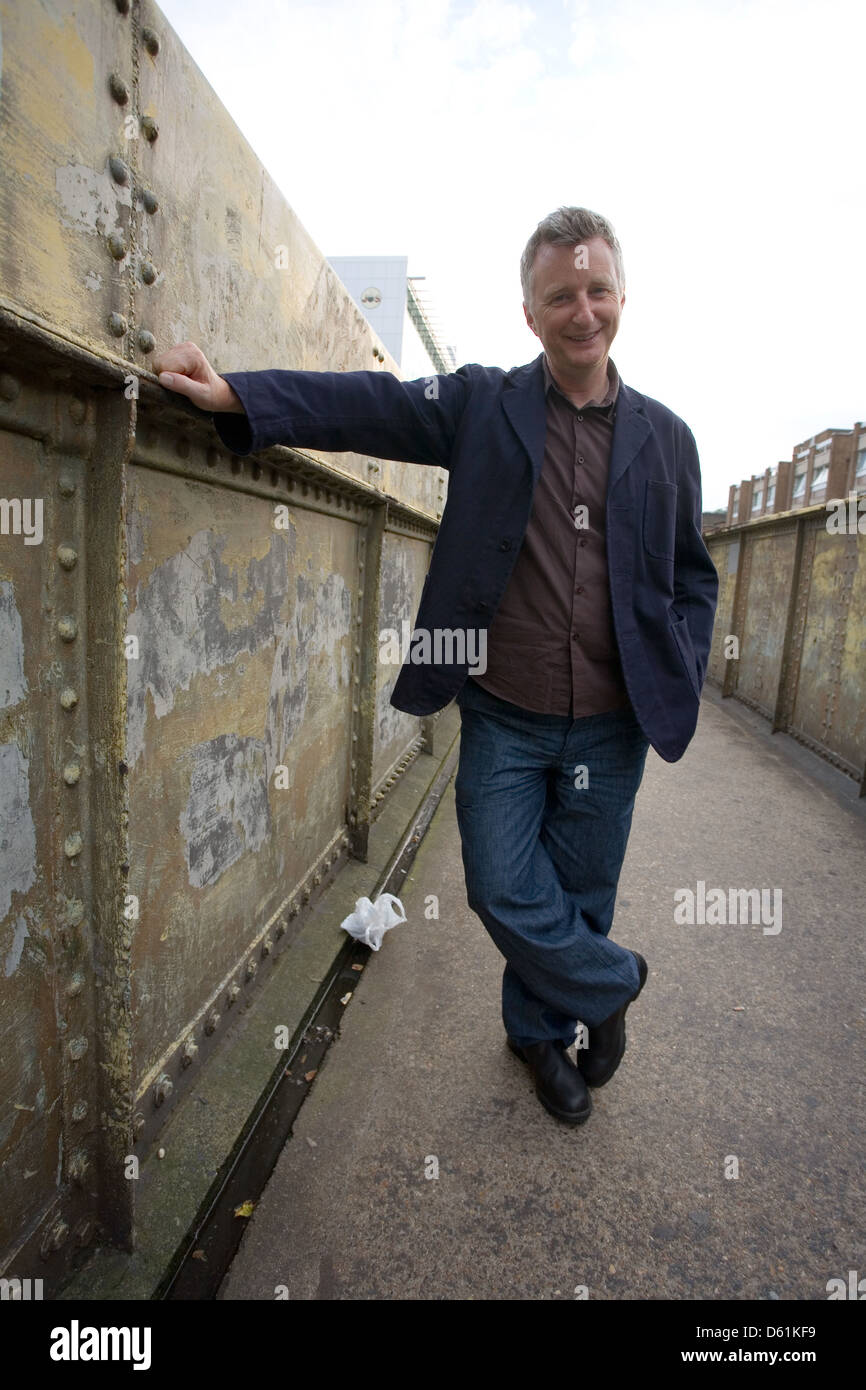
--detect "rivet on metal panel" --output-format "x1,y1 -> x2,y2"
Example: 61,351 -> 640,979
141,189 -> 159,214
108,156 -> 130,185
41,1221 -> 69,1257
108,312 -> 127,337
386,777 -> 395,787
181,1038 -> 198,1068
275,921 -> 286,939
71,1101 -> 88,1123
107,231 -> 127,260
137,330 -> 155,353
331,849 -> 339,865
205,1010 -> 221,1035
68,1038 -> 88,1062
140,261 -> 157,285
108,73 -> 129,104
140,115 -> 159,142
64,831 -> 83,859
301,887 -> 311,903
289,901 -> 299,918
69,1150 -> 89,1186
227,984 -> 241,1007
57,616 -> 78,642
66,973 -> 85,997
245,959 -> 257,981
63,759 -> 82,788
154,1074 -> 173,1105
342,835 -> 350,848
313,873 -> 321,887
261,937 -> 273,956
0,373 -> 21,401
141,27 -> 160,55
57,545 -> 78,570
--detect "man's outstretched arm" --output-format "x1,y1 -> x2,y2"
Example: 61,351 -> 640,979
153,341 -> 471,470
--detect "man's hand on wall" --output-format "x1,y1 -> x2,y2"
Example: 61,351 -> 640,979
152,341 -> 246,414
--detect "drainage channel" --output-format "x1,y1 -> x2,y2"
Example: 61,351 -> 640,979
156,736 -> 459,1300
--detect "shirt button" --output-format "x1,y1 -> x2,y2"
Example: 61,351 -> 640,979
498,539 -> 511,551
578,455 -> 585,464
577,414 -> 584,421
576,585 -> 584,594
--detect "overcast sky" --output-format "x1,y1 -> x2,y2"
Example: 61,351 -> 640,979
159,0 -> 864,509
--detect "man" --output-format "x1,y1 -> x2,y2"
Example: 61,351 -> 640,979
154,206 -> 718,1126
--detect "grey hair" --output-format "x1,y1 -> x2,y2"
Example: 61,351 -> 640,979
520,206 -> 625,304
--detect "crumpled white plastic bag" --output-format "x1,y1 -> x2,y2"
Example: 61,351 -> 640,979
340,893 -> 407,951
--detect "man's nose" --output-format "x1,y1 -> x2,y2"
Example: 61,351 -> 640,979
569,296 -> 596,324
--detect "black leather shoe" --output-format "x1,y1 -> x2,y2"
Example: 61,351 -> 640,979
507,1037 -> 592,1124
578,950 -> 647,1088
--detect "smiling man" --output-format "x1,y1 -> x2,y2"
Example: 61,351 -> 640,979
154,206 -> 718,1127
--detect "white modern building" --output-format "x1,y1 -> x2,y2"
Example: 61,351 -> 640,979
327,255 -> 457,379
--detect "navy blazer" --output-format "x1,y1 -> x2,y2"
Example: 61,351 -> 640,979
212,353 -> 719,763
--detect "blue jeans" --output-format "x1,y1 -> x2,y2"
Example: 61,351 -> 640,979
454,676 -> 650,1048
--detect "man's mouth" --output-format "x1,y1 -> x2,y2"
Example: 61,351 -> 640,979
566,330 -> 599,343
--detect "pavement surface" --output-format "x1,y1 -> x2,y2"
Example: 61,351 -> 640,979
218,694 -> 866,1301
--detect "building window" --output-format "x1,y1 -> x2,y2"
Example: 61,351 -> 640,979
751,488 -> 763,512
856,446 -> 866,483
810,464 -> 829,495
766,483 -> 776,506
792,469 -> 807,500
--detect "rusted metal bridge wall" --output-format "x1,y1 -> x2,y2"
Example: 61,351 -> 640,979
0,0 -> 446,1286
704,503 -> 866,791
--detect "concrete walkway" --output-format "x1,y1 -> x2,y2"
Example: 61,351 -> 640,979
218,693 -> 866,1301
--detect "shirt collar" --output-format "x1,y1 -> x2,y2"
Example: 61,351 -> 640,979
542,353 -> 620,412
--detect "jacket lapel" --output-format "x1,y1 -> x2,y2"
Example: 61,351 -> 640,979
608,383 -> 651,492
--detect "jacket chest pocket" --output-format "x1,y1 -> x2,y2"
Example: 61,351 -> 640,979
643,480 -> 678,560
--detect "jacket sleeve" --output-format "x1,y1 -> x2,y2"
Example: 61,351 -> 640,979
673,422 -> 719,688
209,366 -> 474,470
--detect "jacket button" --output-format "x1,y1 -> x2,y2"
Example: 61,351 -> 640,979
499,539 -> 511,551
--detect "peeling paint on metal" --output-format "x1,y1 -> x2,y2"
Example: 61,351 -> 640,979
0,742 -> 37,924
54,162 -> 131,241
179,733 -> 270,889
127,526 -> 297,767
0,580 -> 27,708
4,912 -> 29,977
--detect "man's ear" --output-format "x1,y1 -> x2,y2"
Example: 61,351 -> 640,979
523,301 -> 539,338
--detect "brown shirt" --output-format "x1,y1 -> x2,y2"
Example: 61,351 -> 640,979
471,354 -> 632,717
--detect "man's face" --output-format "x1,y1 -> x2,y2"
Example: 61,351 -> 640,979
523,236 -> 625,377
